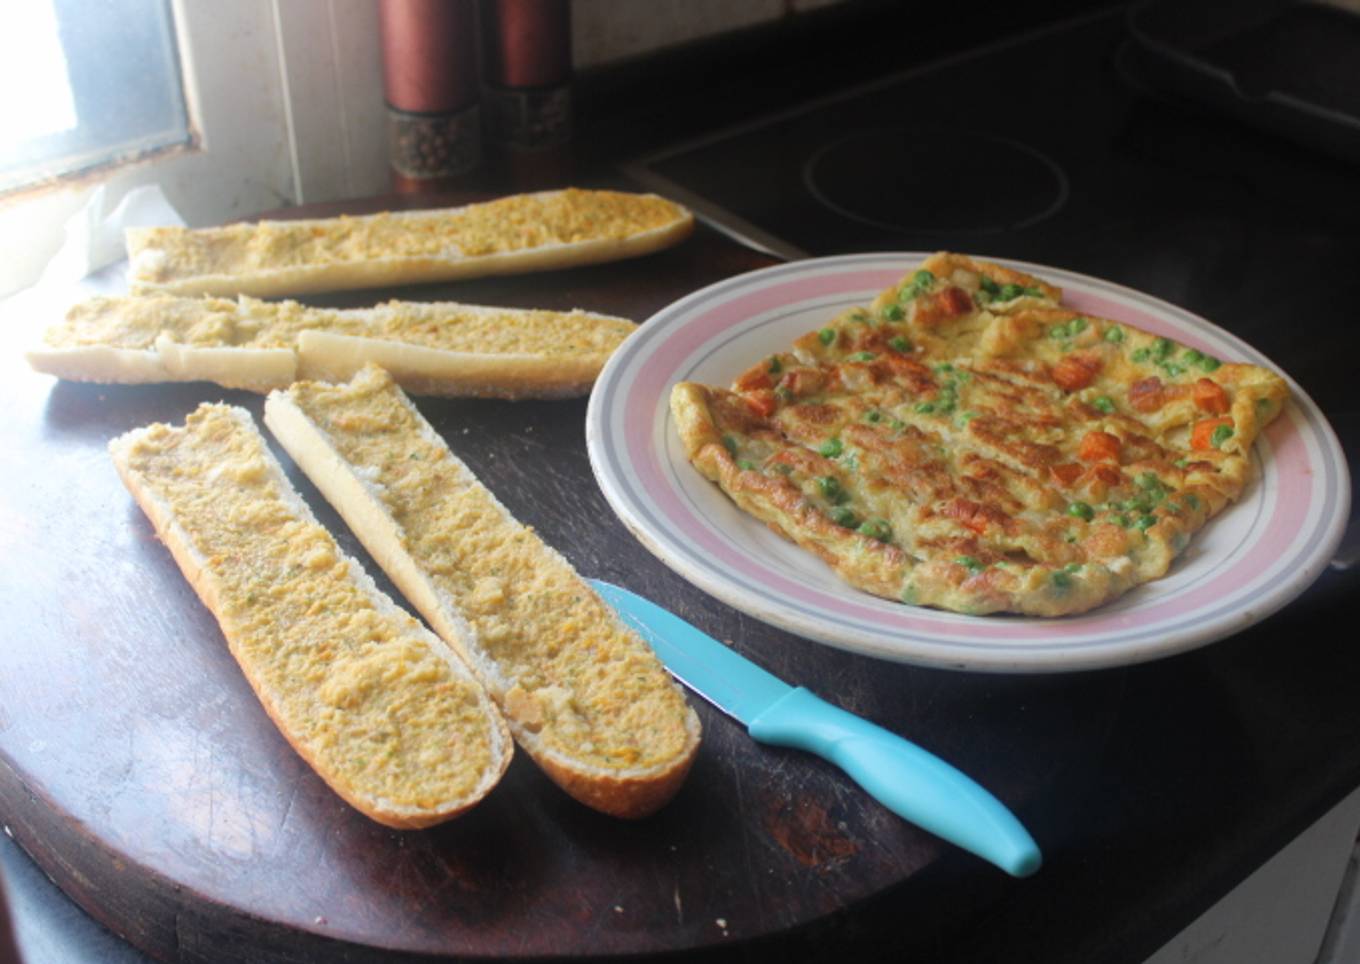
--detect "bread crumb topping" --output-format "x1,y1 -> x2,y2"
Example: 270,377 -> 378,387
284,367 -> 694,771
45,294 -> 636,359
129,189 -> 685,283
118,404 -> 498,810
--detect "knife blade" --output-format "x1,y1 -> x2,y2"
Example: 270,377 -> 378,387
590,579 -> 1041,878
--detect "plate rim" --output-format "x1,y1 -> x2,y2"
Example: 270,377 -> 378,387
586,252 -> 1350,672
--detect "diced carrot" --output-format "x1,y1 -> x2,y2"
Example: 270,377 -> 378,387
733,367 -> 774,392
1083,464 -> 1124,486
744,389 -> 778,418
1050,462 -> 1084,486
1191,416 -> 1234,451
1052,354 -> 1102,392
1128,377 -> 1165,413
1193,377 -> 1231,414
914,287 -> 974,327
1078,430 -> 1122,463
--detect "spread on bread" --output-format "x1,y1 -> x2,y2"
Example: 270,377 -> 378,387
29,294 -> 637,397
125,188 -> 695,297
671,252 -> 1290,616
109,403 -> 513,828
264,365 -> 702,818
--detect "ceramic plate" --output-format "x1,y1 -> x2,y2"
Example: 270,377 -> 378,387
585,254 -> 1349,672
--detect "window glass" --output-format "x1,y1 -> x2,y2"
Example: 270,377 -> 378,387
0,0 -> 190,193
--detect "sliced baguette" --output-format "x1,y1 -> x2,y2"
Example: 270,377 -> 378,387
263,365 -> 702,818
126,188 -> 694,298
29,294 -> 636,397
110,403 -> 512,828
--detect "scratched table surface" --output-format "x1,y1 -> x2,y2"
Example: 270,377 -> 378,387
2,189 -> 1360,964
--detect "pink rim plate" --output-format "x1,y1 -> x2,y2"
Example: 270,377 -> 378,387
586,253 -> 1350,672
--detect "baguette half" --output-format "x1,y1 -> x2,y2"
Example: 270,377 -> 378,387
263,365 -> 702,818
126,188 -> 694,298
110,403 -> 513,828
29,294 -> 636,397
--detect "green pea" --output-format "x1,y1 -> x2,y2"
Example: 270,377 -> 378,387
768,356 -> 782,374
818,327 -> 836,346
774,385 -> 793,402
934,362 -> 954,373
1198,355 -> 1221,372
881,303 -> 905,322
1173,458 -> 1190,469
850,309 -> 871,324
1153,337 -> 1174,360
817,476 -> 845,503
915,402 -> 936,414
1211,424 -> 1235,448
1048,323 -> 1069,340
1183,348 -> 1205,364
1024,286 -> 1046,298
737,459 -> 756,471
1069,316 -> 1088,333
1134,514 -> 1157,531
1184,493 -> 1200,510
1104,326 -> 1125,343
830,506 -> 858,528
1113,514 -> 1131,528
1137,472 -> 1162,491
858,519 -> 892,542
938,400 -> 956,415
848,351 -> 878,362
1164,501 -> 1182,514
1131,348 -> 1151,363
979,276 -> 1001,296
1051,571 -> 1072,589
864,410 -> 882,423
999,283 -> 1025,301
912,269 -> 935,287
889,335 -> 912,353
1063,563 -> 1083,573
1067,501 -> 1094,521
819,437 -> 843,458
1093,396 -> 1116,413
956,555 -> 984,573
722,435 -> 738,457
1160,362 -> 1184,377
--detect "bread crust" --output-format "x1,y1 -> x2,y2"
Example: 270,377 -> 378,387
126,190 -> 695,298
110,406 -> 512,828
295,330 -> 609,399
264,370 -> 701,818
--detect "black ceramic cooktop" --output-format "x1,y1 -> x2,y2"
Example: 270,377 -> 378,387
626,9 -> 1359,566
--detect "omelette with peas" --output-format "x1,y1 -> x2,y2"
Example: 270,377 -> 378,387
670,252 -> 1289,616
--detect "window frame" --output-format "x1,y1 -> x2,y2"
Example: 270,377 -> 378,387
0,0 -> 390,298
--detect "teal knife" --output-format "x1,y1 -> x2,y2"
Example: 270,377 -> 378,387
590,580 -> 1042,878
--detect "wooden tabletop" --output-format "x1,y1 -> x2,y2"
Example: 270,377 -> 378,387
2,188 -> 1359,964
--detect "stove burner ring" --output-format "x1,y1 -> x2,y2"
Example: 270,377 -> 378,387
803,128 -> 1069,237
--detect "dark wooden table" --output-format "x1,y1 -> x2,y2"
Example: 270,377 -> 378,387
2,184 -> 1359,964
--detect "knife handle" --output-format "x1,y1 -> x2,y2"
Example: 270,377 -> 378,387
747,687 -> 1041,878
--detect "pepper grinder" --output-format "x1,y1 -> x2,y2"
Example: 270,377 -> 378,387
479,0 -> 572,154
379,0 -> 481,185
